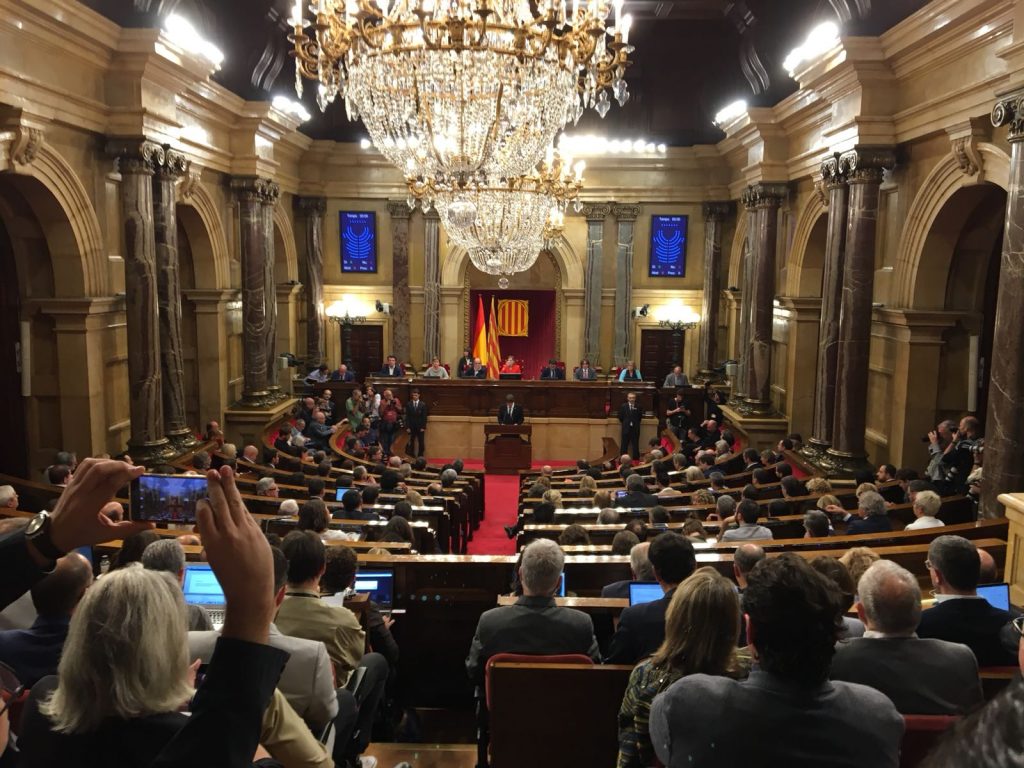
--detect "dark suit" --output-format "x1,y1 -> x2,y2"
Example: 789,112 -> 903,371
540,366 -> 565,380
405,399 -> 428,457
378,364 -> 404,377
847,515 -> 893,535
456,356 -> 474,377
330,370 -> 355,382
0,615 -> 70,686
617,490 -> 659,509
306,420 -> 335,450
498,403 -> 525,425
605,586 -> 674,664
465,595 -> 600,681
618,402 -> 643,459
466,366 -> 488,379
574,366 -> 597,381
916,597 -> 1017,666
830,636 -> 983,714
601,580 -> 632,599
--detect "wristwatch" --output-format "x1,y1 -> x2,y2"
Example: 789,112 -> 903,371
25,510 -> 67,561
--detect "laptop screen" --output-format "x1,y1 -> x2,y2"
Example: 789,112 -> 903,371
353,568 -> 395,607
629,582 -> 663,606
978,583 -> 1010,612
182,564 -> 226,606
557,572 -> 566,598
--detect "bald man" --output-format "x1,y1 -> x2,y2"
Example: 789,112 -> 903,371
0,485 -> 18,510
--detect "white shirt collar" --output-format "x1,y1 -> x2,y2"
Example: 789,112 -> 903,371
862,629 -> 918,639
934,593 -> 982,603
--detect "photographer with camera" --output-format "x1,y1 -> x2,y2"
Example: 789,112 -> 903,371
926,417 -> 979,497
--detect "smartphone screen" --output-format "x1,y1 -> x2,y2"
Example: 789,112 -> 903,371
615,490 -> 628,501
130,474 -> 207,523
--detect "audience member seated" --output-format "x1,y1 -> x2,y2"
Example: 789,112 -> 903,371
830,560 -> 983,714
803,510 -> 832,538
0,485 -> 18,511
619,474 -> 659,509
110,529 -> 161,571
843,491 -> 892,535
141,539 -> 215,631
922,676 -> 1024,768
809,557 -> 864,639
597,508 -> 620,526
557,524 -> 590,547
465,539 -> 600,680
780,475 -> 807,500
741,448 -> 762,471
611,530 -> 640,556
606,533 -> 697,664
649,506 -> 670,525
338,489 -> 381,522
0,553 -> 92,686
299,499 -> 357,542
719,500 -> 773,542
602,542 -> 653,599
650,555 -> 903,768
47,465 -> 72,486
916,535 -> 1018,666
840,547 -> 881,592
618,569 -> 748,768
905,489 -> 945,530
732,543 -> 765,596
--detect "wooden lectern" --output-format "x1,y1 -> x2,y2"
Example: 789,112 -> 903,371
484,424 -> 532,474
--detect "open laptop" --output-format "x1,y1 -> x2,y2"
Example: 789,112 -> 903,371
978,583 -> 1011,612
353,567 -> 395,608
628,581 -> 663,606
182,563 -> 226,628
557,572 -> 566,598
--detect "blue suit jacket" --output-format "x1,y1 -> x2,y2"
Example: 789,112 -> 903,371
604,587 -> 674,664
0,615 -> 70,686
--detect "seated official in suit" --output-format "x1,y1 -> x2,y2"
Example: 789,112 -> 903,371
618,360 -> 643,381
497,393 -> 525,425
0,553 -> 92,687
305,411 -> 338,452
330,363 -> 355,382
719,499 -> 774,542
602,542 -> 654,599
650,555 -> 904,768
662,365 -> 689,389
539,358 -> 565,380
618,473 -> 659,509
422,356 -> 450,379
831,560 -> 983,714
499,355 -> 522,375
574,358 -> 598,380
378,354 -> 405,377
465,539 -> 600,680
916,535 -> 1018,666
605,533 -> 697,664
844,490 -> 893,534
463,356 -> 488,378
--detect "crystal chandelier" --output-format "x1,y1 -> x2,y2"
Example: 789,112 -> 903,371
288,0 -> 633,183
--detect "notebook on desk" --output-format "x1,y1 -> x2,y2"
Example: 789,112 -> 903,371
183,563 -> 226,628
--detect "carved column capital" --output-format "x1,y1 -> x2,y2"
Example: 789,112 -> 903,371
702,201 -> 734,222
0,108 -> 46,170
178,165 -> 203,200
992,93 -> 1024,142
387,199 -> 413,219
107,138 -> 166,176
838,147 -> 896,184
580,202 -> 612,222
231,176 -> 279,204
612,203 -> 641,222
295,196 -> 327,216
741,182 -> 788,211
153,146 -> 190,181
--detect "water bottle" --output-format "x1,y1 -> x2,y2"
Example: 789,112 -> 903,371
99,555 -> 111,575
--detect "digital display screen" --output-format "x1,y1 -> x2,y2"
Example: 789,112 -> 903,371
353,568 -> 394,606
629,582 -> 664,606
183,565 -> 226,606
649,215 -> 688,277
340,211 -> 377,273
131,474 -> 207,523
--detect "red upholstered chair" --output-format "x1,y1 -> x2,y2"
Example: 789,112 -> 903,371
901,715 -> 959,768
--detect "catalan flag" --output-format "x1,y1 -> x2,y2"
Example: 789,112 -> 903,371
472,294 -> 487,370
496,299 -> 529,337
486,296 -> 502,379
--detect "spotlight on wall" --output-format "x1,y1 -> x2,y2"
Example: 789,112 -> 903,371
631,304 -> 650,319
375,300 -> 393,314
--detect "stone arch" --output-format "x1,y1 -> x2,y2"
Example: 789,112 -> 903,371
272,205 -> 299,283
3,142 -> 108,297
441,233 -> 583,290
892,143 -> 1010,309
177,180 -> 231,290
785,193 -> 828,297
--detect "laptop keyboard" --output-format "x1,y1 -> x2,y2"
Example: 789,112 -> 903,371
207,608 -> 225,627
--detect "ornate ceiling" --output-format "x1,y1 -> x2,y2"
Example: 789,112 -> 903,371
81,0 -> 931,146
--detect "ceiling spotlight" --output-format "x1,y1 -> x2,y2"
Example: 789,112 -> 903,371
713,99 -> 748,127
783,21 -> 840,76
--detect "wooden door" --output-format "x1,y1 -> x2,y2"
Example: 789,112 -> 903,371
0,217 -> 28,477
344,325 -> 384,383
639,329 -> 681,384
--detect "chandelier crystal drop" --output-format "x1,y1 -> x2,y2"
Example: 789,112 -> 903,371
289,0 -> 633,182
469,243 -> 544,276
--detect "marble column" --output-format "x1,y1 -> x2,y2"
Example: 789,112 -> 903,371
825,148 -> 896,474
805,155 -> 849,458
741,183 -> 788,414
388,201 -> 412,366
261,183 -> 281,397
107,139 -> 172,461
731,226 -> 755,403
152,146 -> 196,449
985,96 -> 1024,515
581,203 -> 611,366
231,176 -> 273,407
611,204 -> 641,366
423,208 -> 441,362
296,197 -> 326,367
697,202 -> 733,381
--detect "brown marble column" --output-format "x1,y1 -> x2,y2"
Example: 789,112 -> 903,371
261,183 -> 282,398
231,176 -> 273,407
388,201 -> 412,367
985,96 -> 1024,515
581,203 -> 611,366
152,147 -> 196,450
107,139 -> 172,461
741,183 -> 788,414
612,204 -> 641,366
731,223 -> 755,403
423,208 -> 442,362
296,197 -> 327,367
825,148 -> 895,474
696,202 -> 733,381
805,155 -> 849,459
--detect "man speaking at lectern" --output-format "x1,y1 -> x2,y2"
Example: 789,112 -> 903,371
498,393 -> 525,425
